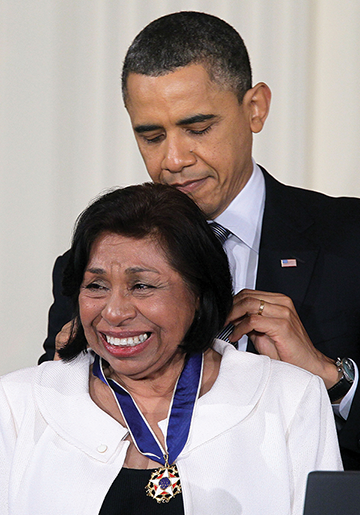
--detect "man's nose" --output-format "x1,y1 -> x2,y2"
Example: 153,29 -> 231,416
161,134 -> 197,173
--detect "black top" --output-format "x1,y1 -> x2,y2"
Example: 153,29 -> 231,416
99,468 -> 185,515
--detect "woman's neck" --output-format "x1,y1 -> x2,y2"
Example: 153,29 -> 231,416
106,352 -> 186,406
89,347 -> 221,469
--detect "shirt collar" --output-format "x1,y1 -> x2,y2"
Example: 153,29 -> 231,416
215,161 -> 265,252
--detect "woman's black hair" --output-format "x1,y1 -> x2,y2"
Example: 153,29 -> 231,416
58,183 -> 233,360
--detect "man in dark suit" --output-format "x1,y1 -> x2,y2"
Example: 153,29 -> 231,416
41,12 -> 360,469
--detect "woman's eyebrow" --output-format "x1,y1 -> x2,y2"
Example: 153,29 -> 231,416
86,267 -> 106,275
125,267 -> 160,275
85,266 -> 161,275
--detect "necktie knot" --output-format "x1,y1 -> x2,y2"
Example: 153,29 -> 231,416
209,221 -> 231,246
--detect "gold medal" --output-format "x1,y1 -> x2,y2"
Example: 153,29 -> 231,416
145,454 -> 181,503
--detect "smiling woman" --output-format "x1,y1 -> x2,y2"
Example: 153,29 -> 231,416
79,233 -> 199,382
60,182 -> 232,362
0,183 -> 342,515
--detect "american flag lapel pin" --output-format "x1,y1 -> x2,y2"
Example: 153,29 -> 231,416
281,259 -> 297,268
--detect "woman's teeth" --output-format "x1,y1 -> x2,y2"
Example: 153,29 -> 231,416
106,333 -> 149,347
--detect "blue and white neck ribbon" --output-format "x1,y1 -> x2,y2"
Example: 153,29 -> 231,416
92,352 -> 203,466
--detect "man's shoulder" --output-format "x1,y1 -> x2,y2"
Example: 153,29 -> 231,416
261,167 -> 360,231
262,167 -> 360,213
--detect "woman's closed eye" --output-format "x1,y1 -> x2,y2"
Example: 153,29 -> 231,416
132,282 -> 156,291
84,282 -> 108,292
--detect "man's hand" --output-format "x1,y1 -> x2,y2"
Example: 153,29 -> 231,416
54,320 -> 74,360
227,289 -> 341,390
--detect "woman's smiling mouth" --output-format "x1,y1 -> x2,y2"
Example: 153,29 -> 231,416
103,333 -> 150,347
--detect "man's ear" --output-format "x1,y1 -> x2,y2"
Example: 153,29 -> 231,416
243,82 -> 271,134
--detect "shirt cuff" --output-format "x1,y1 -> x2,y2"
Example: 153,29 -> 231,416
332,359 -> 359,420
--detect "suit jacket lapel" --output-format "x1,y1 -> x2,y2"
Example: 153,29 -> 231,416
256,169 -> 320,316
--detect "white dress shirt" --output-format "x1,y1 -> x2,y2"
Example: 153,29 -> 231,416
216,161 -> 265,294
214,160 -> 357,419
215,161 -> 264,351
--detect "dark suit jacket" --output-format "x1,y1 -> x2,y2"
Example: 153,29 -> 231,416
40,168 -> 360,469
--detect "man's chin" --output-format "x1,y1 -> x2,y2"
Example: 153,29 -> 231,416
191,196 -> 220,220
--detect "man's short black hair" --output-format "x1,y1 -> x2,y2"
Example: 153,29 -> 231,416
122,11 -> 252,104
59,183 -> 233,361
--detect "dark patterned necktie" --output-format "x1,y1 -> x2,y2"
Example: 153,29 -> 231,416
209,221 -> 231,246
209,222 -> 236,344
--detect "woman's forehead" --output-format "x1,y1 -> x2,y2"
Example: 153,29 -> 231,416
87,232 -> 171,272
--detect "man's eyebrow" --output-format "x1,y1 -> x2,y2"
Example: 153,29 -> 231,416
134,124 -> 162,134
177,113 -> 216,126
134,114 -> 216,134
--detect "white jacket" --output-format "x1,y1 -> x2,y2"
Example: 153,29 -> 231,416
0,340 -> 342,515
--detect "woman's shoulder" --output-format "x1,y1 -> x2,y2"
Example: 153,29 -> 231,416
0,353 -> 97,442
0,353 -> 93,408
213,339 -> 323,399
0,364 -> 45,420
1,363 -> 44,396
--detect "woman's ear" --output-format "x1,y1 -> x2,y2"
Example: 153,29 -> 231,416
243,82 -> 271,134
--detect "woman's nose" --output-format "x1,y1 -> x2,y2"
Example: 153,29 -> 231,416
101,292 -> 137,326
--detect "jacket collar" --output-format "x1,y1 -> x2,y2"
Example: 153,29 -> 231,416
35,343 -> 271,461
182,340 -> 271,455
35,353 -> 129,463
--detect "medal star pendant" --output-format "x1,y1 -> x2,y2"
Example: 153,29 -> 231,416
146,457 -> 181,503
